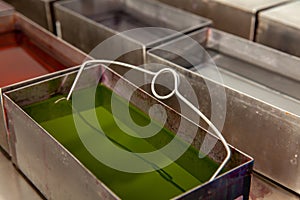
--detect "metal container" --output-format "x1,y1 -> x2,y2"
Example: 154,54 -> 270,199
249,173 -> 300,200
0,148 -> 43,200
0,0 -> 14,16
0,12 -> 87,155
256,1 -> 300,58
54,0 -> 211,65
147,28 -> 300,194
3,0 -> 59,32
3,64 -> 253,200
156,0 -> 291,39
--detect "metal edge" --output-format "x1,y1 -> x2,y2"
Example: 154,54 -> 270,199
146,44 -> 300,194
54,0 -> 211,49
13,12 -> 88,65
3,93 -> 121,200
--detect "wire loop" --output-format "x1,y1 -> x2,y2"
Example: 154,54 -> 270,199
66,59 -> 231,181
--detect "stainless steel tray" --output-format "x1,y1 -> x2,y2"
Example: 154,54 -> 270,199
0,12 -> 87,155
156,0 -> 291,39
3,0 -> 59,32
147,28 -> 300,194
4,65 -> 253,200
54,0 -> 211,65
256,1 -> 300,58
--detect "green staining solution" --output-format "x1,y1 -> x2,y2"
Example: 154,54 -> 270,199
24,85 -> 221,200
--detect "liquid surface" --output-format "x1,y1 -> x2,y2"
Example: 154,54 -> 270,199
24,85 -> 221,200
0,32 -> 66,87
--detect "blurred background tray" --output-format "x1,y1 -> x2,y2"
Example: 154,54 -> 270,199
256,1 -> 300,58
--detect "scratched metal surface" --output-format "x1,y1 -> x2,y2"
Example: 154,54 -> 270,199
156,0 -> 291,39
256,1 -> 300,58
0,150 -> 42,200
3,0 -> 58,32
54,0 -> 211,65
249,173 -> 299,200
147,28 -> 300,194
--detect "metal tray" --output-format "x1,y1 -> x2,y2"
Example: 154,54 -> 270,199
54,0 -> 211,65
4,65 -> 253,200
256,1 -> 300,58
147,28 -> 300,194
0,12 -> 87,155
156,0 -> 291,39
249,173 -> 300,200
3,0 -> 59,32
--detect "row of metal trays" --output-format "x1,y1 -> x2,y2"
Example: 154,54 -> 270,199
0,0 -> 299,199
5,0 -> 300,58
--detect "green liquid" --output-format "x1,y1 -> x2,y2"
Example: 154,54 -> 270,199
24,85 -> 221,200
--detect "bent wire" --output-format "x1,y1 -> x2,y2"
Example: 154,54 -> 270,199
65,59 -> 231,182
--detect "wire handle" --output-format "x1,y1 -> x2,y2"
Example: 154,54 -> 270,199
67,60 -> 231,181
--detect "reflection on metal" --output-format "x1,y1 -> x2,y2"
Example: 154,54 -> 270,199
250,173 -> 300,200
0,150 -> 42,200
256,1 -> 300,58
4,65 -> 253,200
156,0 -> 291,39
0,0 -> 14,16
0,13 -> 87,155
54,0 -> 211,65
147,28 -> 300,194
3,0 -> 59,32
